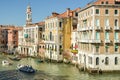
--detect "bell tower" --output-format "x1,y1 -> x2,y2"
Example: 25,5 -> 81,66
26,4 -> 32,25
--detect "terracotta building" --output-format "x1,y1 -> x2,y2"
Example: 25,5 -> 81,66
7,27 -> 22,54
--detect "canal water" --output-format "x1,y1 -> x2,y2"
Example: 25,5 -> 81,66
0,54 -> 120,80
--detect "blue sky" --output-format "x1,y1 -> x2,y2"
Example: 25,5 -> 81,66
0,0 -> 93,26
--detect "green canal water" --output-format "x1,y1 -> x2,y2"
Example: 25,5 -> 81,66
0,54 -> 120,80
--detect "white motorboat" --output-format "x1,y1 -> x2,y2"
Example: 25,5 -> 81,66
2,60 -> 12,66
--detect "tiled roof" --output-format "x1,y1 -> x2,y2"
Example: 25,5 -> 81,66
26,21 -> 45,27
46,8 -> 80,19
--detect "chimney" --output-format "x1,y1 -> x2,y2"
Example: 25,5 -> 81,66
52,12 -> 59,17
66,8 -> 70,17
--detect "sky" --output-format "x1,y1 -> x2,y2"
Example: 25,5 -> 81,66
0,0 -> 93,26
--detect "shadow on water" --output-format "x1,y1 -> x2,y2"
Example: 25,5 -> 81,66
0,70 -> 69,80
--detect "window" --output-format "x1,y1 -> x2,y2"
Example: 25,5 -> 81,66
96,9 -> 99,14
96,32 -> 100,40
96,46 -> 99,53
115,10 -> 118,15
101,1 -> 104,4
55,45 -> 57,51
88,57 -> 92,64
105,45 -> 109,53
96,57 -> 99,65
106,1 -> 108,4
115,44 -> 119,52
105,57 -> 109,65
105,31 -> 109,40
95,19 -> 100,26
115,19 -> 118,27
75,12 -> 78,17
59,22 -> 62,28
105,19 -> 109,26
39,46 -> 41,48
50,32 -> 52,41
105,9 -> 109,14
115,57 -> 118,65
115,32 -> 118,40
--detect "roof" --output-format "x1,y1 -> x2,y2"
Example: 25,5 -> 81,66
46,8 -> 80,19
0,25 -> 23,30
78,0 -> 120,13
26,21 -> 45,27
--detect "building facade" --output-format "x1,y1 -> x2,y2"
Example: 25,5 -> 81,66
77,0 -> 120,71
44,8 -> 80,61
18,4 -> 45,57
7,27 -> 22,54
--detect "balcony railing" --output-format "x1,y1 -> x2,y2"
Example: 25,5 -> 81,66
78,39 -> 101,43
78,40 -> 89,43
95,26 -> 101,30
105,39 -> 111,43
90,39 -> 101,43
114,39 -> 120,43
105,26 -> 111,30
114,26 -> 120,30
89,26 -> 93,30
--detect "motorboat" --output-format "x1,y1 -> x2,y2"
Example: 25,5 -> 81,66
36,59 -> 44,63
9,56 -> 21,61
2,60 -> 12,66
17,64 -> 36,73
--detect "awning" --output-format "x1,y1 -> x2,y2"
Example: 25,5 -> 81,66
73,45 -> 78,48
71,50 -> 78,54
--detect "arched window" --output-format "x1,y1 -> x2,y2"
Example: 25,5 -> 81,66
115,19 -> 118,27
96,57 -> 99,65
115,57 -> 118,65
105,57 -> 109,65
50,32 -> 52,41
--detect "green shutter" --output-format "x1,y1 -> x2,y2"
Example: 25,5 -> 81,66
24,34 -> 28,38
96,46 -> 99,48
105,45 -> 109,48
115,45 -> 119,48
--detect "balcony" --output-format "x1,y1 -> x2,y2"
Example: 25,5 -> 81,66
44,41 -> 55,44
114,26 -> 120,30
90,39 -> 101,43
89,26 -> 93,30
114,39 -> 120,43
105,39 -> 111,43
78,39 -> 89,43
105,26 -> 111,30
95,26 -> 101,30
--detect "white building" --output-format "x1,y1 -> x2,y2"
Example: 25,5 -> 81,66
18,4 -> 45,57
77,0 -> 120,71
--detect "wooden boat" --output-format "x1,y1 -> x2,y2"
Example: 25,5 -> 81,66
17,64 -> 36,73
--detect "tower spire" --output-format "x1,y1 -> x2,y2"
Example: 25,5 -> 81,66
26,3 -> 32,25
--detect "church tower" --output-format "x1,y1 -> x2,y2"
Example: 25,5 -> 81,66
26,4 -> 32,25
